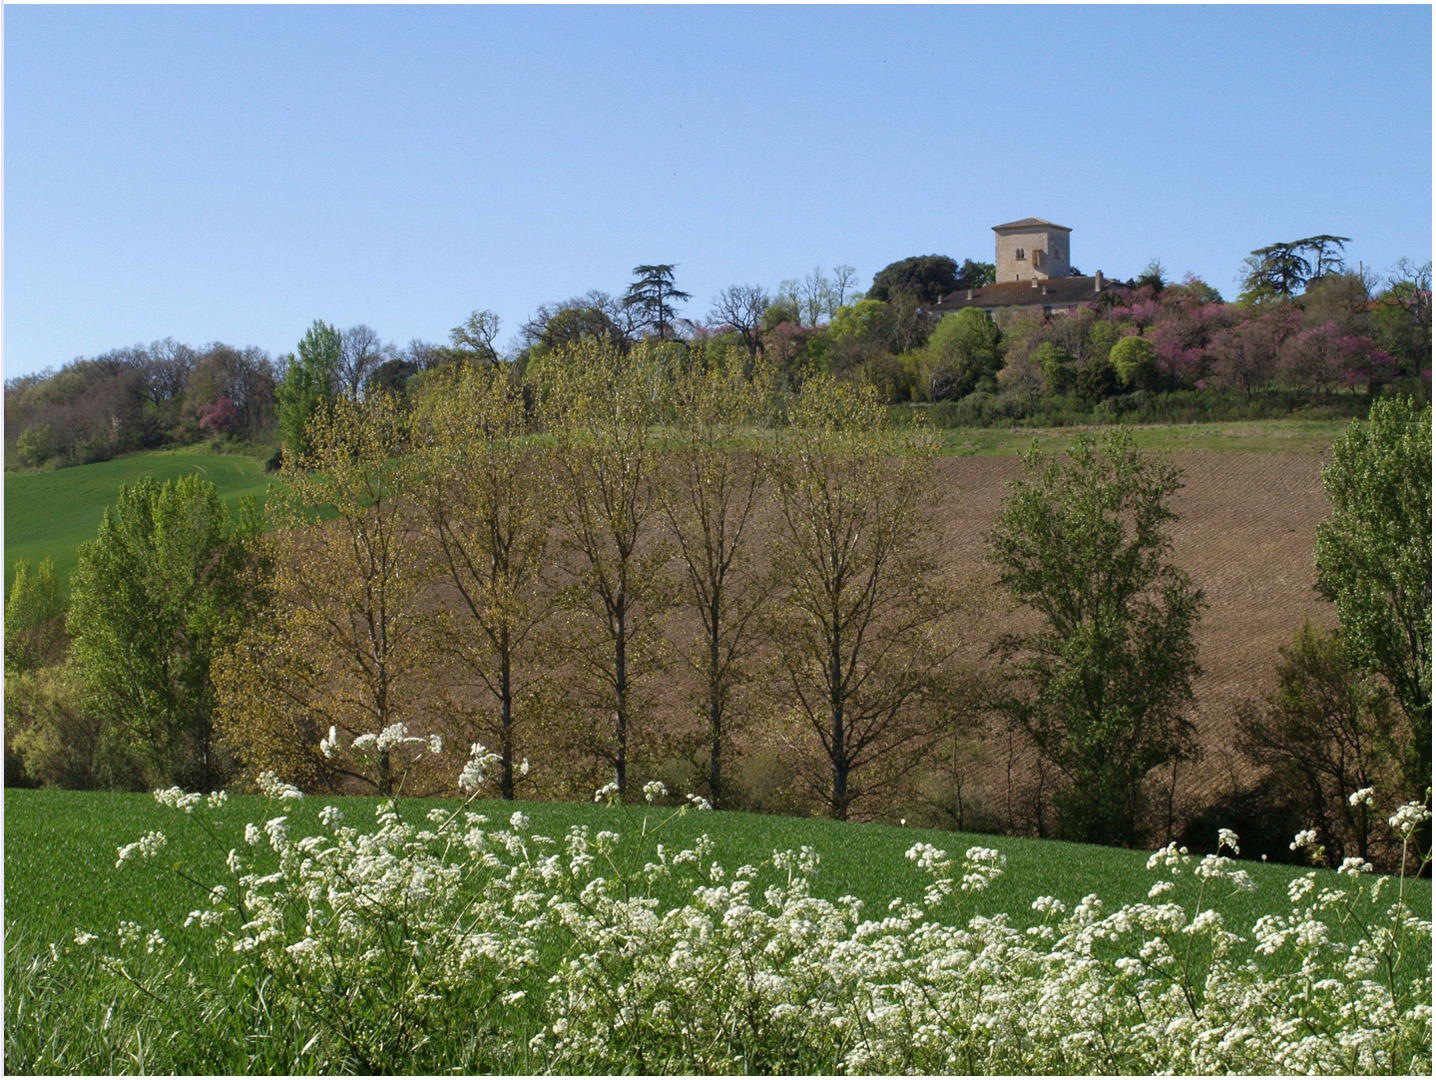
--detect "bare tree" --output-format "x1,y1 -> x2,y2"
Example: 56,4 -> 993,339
830,265 -> 859,311
339,324 -> 385,398
145,338 -> 198,403
708,284 -> 771,357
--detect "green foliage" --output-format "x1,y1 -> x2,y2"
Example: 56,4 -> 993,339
866,254 -> 960,304
1238,622 -> 1399,867
623,264 -> 691,341
1315,396 -> 1432,797
67,474 -> 266,790
4,556 -> 65,673
1238,235 -> 1350,306
275,320 -> 341,463
989,430 -> 1204,846
4,449 -> 273,600
1110,334 -> 1160,390
1035,342 -> 1076,395
15,422 -> 55,468
925,308 -> 1003,400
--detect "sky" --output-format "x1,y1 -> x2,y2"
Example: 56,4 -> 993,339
3,3 -> 1432,379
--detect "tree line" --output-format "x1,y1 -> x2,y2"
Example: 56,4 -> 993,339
9,244 -> 1428,473
6,337 -> 1429,864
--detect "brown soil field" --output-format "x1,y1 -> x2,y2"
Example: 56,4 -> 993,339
925,450 -> 1336,826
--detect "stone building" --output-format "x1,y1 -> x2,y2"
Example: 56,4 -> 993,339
933,217 -> 1125,322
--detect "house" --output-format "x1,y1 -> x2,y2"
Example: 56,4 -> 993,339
932,217 -> 1125,321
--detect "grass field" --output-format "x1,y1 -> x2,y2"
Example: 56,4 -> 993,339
930,417 -> 1349,457
5,786 -> 1430,1074
3,449 -> 273,597
6,787 -> 1427,965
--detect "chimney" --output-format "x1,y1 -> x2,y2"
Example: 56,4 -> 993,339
966,289 -> 973,300
1031,277 -> 1039,289
1041,285 -> 1048,295
1095,270 -> 1104,293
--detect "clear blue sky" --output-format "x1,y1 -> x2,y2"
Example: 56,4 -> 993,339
4,4 -> 1431,379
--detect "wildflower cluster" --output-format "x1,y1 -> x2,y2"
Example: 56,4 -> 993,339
82,769 -> 1433,1075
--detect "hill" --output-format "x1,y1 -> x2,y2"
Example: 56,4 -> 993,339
3,448 -> 273,597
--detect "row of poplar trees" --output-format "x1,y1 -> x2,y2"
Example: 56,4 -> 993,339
209,341 -> 959,821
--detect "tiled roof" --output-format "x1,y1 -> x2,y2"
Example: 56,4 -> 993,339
932,275 -> 1125,313
992,217 -> 1071,232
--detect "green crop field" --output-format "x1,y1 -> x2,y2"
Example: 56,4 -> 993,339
5,787 -> 1429,1074
3,449 -> 273,597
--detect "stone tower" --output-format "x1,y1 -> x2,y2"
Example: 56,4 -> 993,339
993,218 -> 1073,282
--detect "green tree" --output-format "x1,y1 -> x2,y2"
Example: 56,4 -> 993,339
1238,235 -> 1351,306
866,254 -> 960,304
1109,334 -> 1160,390
1314,396 -> 1432,800
275,320 -> 341,462
68,474 -> 265,789
925,307 -> 1003,400
448,309 -> 504,368
1238,622 -> 1397,866
768,376 -> 958,821
4,557 -> 65,673
988,430 -> 1204,846
623,264 -> 692,342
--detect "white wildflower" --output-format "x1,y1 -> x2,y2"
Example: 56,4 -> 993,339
510,810 -> 530,831
686,793 -> 712,811
1388,799 -> 1431,838
115,831 -> 167,867
643,779 -> 667,803
1348,786 -> 1375,808
429,734 -> 443,755
1338,856 -> 1373,878
1217,827 -> 1240,854
256,771 -> 304,800
594,781 -> 620,804
1290,828 -> 1319,851
153,787 -> 202,813
320,726 -> 339,758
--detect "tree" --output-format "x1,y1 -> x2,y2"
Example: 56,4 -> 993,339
4,557 -> 65,673
338,324 -> 386,397
68,474 -> 265,790
866,254 -> 960,304
708,284 -> 772,358
658,352 -> 775,808
413,364 -> 556,800
623,265 -> 692,341
988,430 -> 1204,846
1238,235 -> 1351,306
1314,396 -> 1431,800
1238,623 -> 1398,866
1109,334 -> 1160,390
953,258 -> 996,291
925,307 -> 1003,400
767,376 -> 958,821
448,309 -> 504,368
276,320 -> 341,462
216,393 -> 438,796
538,339 -> 673,798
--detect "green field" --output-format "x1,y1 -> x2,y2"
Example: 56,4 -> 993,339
3,449 -> 273,597
5,787 -> 1429,1074
6,787 -> 1426,963
929,417 -> 1349,456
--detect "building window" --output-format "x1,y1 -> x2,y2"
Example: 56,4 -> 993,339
1015,247 -> 1026,260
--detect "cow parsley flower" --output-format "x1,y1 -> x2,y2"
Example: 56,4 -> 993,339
256,771 -> 304,800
